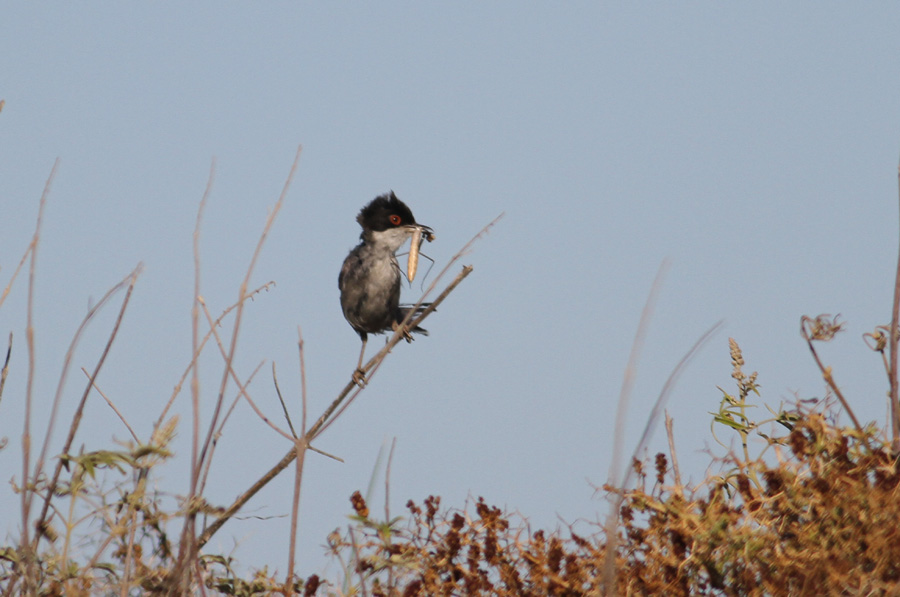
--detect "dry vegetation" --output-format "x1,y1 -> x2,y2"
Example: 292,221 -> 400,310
2,155 -> 900,595
328,340 -> 900,596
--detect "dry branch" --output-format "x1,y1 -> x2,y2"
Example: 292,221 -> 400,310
197,213 -> 502,549
197,264 -> 473,549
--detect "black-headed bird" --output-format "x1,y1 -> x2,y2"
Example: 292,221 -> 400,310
339,192 -> 433,385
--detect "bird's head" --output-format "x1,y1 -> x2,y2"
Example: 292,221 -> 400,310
357,191 -> 433,252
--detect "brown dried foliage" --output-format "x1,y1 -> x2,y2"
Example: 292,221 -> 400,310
324,411 -> 900,596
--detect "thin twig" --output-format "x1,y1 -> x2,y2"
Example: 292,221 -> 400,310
285,438 -> 307,597
385,437 -> 397,590
286,326 -> 311,597
197,360 -> 270,495
890,164 -> 900,451
347,526 -> 369,597
0,196 -> 45,311
385,437 -> 397,522
81,367 -> 139,443
153,281 -> 274,431
193,309 -> 274,491
0,333 -> 11,408
0,241 -> 33,309
664,411 -> 682,490
800,317 -> 865,437
607,261 -> 669,502
208,308 -> 341,455
190,158 -> 215,540
299,326 -> 308,435
228,362 -> 292,440
120,477 -> 145,597
273,362 -> 298,438
198,298 -> 292,441
306,445 -> 342,462
633,322 -> 722,470
21,159 -> 57,584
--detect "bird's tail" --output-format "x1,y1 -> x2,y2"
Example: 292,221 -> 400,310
397,303 -> 431,336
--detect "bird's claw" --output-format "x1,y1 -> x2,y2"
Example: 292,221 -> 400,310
352,368 -> 367,387
392,321 -> 415,343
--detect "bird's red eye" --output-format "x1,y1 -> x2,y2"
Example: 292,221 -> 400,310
389,214 -> 402,226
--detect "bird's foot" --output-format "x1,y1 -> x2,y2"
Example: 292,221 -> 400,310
352,368 -> 367,387
392,321 -> 414,343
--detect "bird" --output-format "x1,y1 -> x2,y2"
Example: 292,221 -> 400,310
339,191 -> 433,385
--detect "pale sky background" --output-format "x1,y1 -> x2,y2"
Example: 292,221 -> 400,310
2,3 -> 900,579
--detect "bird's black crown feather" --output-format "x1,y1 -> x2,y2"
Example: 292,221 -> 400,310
356,191 -> 418,234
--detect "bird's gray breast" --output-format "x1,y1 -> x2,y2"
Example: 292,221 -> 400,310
339,245 -> 401,333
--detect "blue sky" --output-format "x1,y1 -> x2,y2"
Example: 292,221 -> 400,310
2,3 -> 900,578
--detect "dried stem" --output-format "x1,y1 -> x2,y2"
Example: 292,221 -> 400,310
30,265 -> 142,552
385,437 -> 397,522
800,316 -> 865,437
20,160 -> 57,587
189,158 -> 215,535
273,362 -> 298,439
285,438 -> 307,596
197,297 -> 291,442
0,333 -> 11,408
285,328 -> 310,595
81,367 -> 139,443
385,437 -> 398,589
665,411 -> 682,489
153,281 -> 274,430
299,326 -> 308,434
194,295 -> 283,495
890,164 -> 900,451
348,526 -> 370,597
602,313 -> 723,595
606,261 -> 669,499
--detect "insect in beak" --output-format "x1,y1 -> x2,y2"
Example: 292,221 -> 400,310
407,225 -> 434,281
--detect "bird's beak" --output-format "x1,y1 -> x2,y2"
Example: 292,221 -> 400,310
407,224 -> 434,281
418,224 -> 435,243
